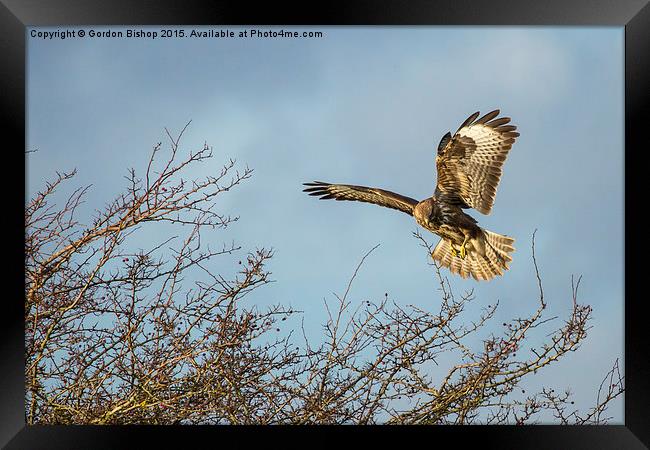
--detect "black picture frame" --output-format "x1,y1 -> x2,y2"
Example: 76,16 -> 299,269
2,1 -> 647,448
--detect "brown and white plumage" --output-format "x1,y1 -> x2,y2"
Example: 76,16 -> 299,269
435,110 -> 519,215
431,230 -> 515,281
303,182 -> 418,216
303,109 -> 519,282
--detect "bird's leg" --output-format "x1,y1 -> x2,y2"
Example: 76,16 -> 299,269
450,246 -> 459,258
459,234 -> 469,259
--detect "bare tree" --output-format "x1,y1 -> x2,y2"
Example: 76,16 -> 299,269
25,126 -> 623,425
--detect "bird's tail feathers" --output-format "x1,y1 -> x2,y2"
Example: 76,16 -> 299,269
483,229 -> 515,264
431,230 -> 515,281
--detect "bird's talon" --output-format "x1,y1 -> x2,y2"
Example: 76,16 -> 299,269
460,244 -> 467,259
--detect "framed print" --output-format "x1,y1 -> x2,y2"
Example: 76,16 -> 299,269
2,0 -> 648,448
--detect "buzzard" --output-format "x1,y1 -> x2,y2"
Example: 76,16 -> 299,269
303,109 -> 519,281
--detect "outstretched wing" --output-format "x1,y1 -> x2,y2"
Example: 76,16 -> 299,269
435,109 -> 519,215
303,181 -> 418,216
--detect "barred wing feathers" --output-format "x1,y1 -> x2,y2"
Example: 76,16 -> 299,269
435,109 -> 519,215
303,181 -> 418,216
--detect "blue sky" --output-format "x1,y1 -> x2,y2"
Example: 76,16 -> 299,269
27,26 -> 624,423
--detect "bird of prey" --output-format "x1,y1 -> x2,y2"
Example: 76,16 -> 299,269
303,109 -> 518,281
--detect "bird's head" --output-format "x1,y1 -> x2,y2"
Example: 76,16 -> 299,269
414,198 -> 435,228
